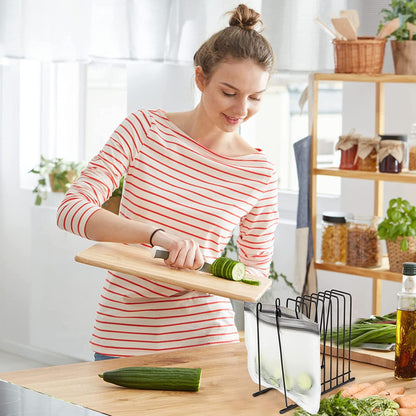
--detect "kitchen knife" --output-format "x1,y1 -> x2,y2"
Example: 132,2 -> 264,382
359,342 -> 395,352
151,246 -> 212,273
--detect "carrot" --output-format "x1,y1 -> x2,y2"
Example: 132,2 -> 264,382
398,409 -> 416,416
378,386 -> 406,398
396,394 -> 416,408
352,380 -> 387,398
341,382 -> 371,397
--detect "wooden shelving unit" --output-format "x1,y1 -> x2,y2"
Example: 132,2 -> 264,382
311,73 -> 416,315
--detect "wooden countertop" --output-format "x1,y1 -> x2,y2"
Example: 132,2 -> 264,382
0,342 -> 414,416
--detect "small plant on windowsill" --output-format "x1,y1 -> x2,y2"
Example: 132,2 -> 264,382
102,176 -> 125,215
222,234 -> 297,293
29,156 -> 85,206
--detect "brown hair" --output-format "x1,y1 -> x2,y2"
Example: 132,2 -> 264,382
193,4 -> 274,79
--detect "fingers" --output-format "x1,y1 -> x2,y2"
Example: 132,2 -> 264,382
164,239 -> 204,270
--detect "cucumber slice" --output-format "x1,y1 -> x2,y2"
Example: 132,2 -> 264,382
230,262 -> 245,281
211,257 -> 245,281
242,277 -> 260,286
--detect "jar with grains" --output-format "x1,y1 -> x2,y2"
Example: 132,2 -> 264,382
321,212 -> 349,264
408,123 -> 416,172
336,131 -> 359,170
357,136 -> 380,172
346,216 -> 381,268
379,135 -> 407,174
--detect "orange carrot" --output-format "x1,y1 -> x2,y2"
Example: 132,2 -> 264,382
398,408 -> 416,416
352,381 -> 387,399
396,394 -> 416,409
341,382 -> 371,398
378,386 -> 406,398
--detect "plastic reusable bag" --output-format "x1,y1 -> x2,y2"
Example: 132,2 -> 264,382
244,303 -> 321,414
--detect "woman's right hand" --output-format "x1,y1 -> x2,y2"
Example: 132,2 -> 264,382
152,230 -> 205,271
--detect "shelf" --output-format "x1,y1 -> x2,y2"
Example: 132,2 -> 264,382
314,167 -> 416,184
314,73 -> 416,83
315,257 -> 401,283
311,72 -> 416,315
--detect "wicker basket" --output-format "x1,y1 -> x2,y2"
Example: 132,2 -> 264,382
386,237 -> 416,273
333,37 -> 387,74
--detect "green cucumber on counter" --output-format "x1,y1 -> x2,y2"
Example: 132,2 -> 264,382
99,366 -> 202,392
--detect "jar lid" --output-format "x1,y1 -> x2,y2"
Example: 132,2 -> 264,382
379,134 -> 407,142
403,262 -> 416,276
322,211 -> 350,224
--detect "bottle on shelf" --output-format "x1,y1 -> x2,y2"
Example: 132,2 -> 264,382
346,216 -> 381,268
408,124 -> 416,172
379,135 -> 407,174
395,262 -> 416,380
321,212 -> 350,264
336,131 -> 359,170
356,136 -> 380,172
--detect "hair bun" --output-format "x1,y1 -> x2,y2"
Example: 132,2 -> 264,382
228,4 -> 263,31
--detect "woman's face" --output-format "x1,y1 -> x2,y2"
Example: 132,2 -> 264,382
196,58 -> 269,134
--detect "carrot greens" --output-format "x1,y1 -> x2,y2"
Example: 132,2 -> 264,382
294,391 -> 399,416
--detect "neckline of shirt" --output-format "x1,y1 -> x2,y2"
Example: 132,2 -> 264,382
154,109 -> 264,162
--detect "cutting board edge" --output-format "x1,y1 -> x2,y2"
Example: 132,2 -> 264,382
321,343 -> 395,370
74,243 -> 272,302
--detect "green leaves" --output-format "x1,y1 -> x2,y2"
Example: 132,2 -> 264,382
294,391 -> 400,416
379,0 -> 416,40
377,198 -> 416,251
29,156 -> 85,206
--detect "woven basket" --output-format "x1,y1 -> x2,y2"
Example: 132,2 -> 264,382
386,237 -> 416,273
333,37 -> 387,74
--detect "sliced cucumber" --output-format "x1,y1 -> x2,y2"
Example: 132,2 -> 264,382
211,257 -> 245,281
242,277 -> 260,286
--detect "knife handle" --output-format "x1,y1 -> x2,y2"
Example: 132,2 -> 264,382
151,246 -> 170,260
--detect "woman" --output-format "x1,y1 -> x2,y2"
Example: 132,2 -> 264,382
57,3 -> 278,360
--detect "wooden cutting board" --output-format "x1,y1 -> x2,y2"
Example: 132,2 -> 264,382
75,242 -> 272,302
322,344 -> 395,369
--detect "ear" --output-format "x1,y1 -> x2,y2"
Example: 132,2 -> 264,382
195,66 -> 207,92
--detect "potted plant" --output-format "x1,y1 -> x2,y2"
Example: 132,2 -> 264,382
377,197 -> 416,272
379,0 -> 416,74
29,156 -> 85,206
102,176 -> 124,215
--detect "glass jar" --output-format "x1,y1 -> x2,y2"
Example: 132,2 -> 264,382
321,212 -> 349,264
346,216 -> 381,268
357,136 -> 380,172
408,124 -> 416,172
336,134 -> 359,170
379,135 -> 407,173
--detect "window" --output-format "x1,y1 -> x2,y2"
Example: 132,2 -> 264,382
19,60 -> 127,190
242,73 -> 343,196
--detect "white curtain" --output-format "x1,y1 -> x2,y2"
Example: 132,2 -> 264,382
0,0 -> 261,63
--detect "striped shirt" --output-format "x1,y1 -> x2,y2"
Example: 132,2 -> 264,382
57,109 -> 279,356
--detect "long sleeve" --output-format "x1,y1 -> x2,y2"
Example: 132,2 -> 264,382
57,111 -> 148,238
237,168 -> 279,278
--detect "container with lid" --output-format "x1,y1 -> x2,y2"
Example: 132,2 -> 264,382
378,134 -> 407,173
336,132 -> 359,170
321,212 -> 349,264
346,216 -> 381,268
395,262 -> 416,380
356,136 -> 380,172
408,124 -> 416,172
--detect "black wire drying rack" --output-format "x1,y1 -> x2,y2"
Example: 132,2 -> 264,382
251,289 -> 355,414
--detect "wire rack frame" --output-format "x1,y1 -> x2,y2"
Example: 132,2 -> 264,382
252,289 -> 355,414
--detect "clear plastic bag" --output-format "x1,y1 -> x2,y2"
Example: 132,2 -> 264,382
244,303 -> 321,414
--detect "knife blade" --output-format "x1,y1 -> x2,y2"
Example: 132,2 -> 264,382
151,246 -> 212,273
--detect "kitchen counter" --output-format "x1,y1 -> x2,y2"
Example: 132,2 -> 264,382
0,342 -> 414,416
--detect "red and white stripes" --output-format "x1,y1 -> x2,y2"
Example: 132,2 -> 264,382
57,109 -> 278,356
